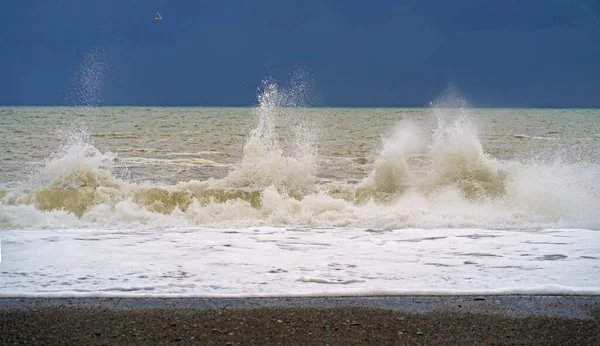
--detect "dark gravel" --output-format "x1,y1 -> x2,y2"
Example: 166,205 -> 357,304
1,297 -> 599,345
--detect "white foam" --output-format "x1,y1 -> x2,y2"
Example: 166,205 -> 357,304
2,156 -> 599,230
1,227 -> 598,297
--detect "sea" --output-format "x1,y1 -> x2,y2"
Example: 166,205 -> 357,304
1,84 -> 599,297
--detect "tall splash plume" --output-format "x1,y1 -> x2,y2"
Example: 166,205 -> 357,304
424,93 -> 507,200
354,89 -> 508,204
10,43 -> 124,216
222,73 -> 318,198
20,127 -> 126,216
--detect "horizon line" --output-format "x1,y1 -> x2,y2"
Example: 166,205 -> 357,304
1,105 -> 599,110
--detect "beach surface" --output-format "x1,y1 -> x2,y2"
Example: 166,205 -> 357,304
1,296 -> 599,345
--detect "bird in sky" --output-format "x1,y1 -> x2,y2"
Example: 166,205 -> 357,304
155,12 -> 163,20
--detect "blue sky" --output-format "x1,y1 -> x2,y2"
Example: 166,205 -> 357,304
1,0 -> 599,107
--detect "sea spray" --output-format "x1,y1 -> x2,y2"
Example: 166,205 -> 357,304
221,78 -> 318,198
33,128 -> 118,188
69,45 -> 113,107
424,115 -> 507,199
352,101 -> 506,202
20,127 -> 126,216
501,160 -> 600,228
359,121 -> 426,195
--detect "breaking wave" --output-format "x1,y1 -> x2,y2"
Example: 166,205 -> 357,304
1,85 -> 599,231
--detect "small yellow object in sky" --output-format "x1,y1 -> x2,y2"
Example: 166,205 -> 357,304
155,12 -> 163,20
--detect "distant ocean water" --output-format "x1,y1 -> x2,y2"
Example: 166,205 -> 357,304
1,84 -> 599,296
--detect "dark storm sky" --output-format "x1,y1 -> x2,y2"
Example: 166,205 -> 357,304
1,0 -> 599,107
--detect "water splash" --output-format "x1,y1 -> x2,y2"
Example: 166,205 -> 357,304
31,128 -> 114,186
17,127 -> 126,216
357,121 -> 426,199
425,115 -> 507,199
222,74 -> 318,198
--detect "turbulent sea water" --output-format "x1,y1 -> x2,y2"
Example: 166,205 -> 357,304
1,86 -> 599,296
